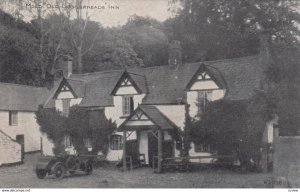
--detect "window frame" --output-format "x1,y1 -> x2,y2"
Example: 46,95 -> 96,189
65,135 -> 72,148
197,90 -> 212,113
110,134 -> 123,150
62,99 -> 71,117
122,96 -> 134,116
9,111 -> 18,126
194,143 -> 211,153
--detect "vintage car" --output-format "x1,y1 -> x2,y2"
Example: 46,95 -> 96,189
35,154 -> 93,179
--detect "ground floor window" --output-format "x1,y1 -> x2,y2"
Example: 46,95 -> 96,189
84,138 -> 92,148
194,143 -> 211,153
65,135 -> 72,148
110,135 -> 123,150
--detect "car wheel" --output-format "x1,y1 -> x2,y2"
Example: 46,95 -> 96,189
36,169 -> 46,179
85,162 -> 93,175
54,164 -> 65,179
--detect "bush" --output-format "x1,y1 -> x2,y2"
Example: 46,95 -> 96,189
35,105 -> 68,155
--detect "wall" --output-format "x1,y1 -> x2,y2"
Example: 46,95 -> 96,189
187,79 -> 225,119
273,136 -> 300,187
0,131 -> 21,165
105,94 -> 145,126
0,111 -> 52,153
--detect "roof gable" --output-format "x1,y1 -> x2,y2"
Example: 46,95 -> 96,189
186,64 -> 226,91
110,71 -> 146,95
53,78 -> 77,99
119,105 -> 177,131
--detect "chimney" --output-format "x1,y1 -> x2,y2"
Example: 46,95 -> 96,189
168,40 -> 182,69
62,54 -> 73,77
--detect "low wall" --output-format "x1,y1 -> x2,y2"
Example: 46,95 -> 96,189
273,136 -> 300,187
0,130 -> 21,165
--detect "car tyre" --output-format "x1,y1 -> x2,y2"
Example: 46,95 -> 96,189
85,161 -> 93,175
54,164 -> 65,179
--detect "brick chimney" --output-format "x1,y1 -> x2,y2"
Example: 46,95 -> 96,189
55,54 -> 73,79
168,40 -> 182,69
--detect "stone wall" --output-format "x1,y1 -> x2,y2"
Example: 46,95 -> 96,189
0,131 -> 21,165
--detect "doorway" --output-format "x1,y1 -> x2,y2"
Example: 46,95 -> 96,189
16,135 -> 24,162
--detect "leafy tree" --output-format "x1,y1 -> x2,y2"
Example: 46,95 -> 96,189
190,90 -> 276,169
67,106 -> 116,155
35,106 -> 68,155
167,0 -> 300,61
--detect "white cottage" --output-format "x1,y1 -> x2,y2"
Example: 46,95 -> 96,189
43,38 -> 275,169
0,83 -> 53,165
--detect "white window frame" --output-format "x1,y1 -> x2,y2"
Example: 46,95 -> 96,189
9,111 -> 18,126
197,90 -> 212,112
65,135 -> 72,148
122,96 -> 133,116
110,135 -> 123,150
194,143 -> 211,153
62,99 -> 71,117
84,138 -> 92,148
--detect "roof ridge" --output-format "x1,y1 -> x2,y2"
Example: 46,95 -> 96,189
201,54 -> 260,65
0,82 -> 45,89
65,78 -> 86,82
71,69 -> 124,76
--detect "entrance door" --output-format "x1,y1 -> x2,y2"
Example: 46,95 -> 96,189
148,131 -> 158,167
16,135 -> 25,162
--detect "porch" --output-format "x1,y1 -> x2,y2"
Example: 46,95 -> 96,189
118,105 -> 179,173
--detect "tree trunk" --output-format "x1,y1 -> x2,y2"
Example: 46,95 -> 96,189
77,46 -> 83,73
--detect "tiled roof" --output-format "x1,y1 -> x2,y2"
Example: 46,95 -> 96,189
0,83 -> 49,111
44,54 -> 267,108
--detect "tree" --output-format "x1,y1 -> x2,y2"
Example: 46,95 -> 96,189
190,91 -> 276,169
0,10 -> 44,86
67,106 -> 116,155
167,0 -> 300,62
35,106 -> 68,155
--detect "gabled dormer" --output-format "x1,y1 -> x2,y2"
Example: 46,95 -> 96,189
53,78 -> 77,100
186,64 -> 226,91
111,71 -> 147,96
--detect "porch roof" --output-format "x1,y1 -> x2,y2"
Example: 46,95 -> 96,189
118,105 -> 177,131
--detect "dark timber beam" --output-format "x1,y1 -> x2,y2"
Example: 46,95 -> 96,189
123,131 -> 127,171
157,129 -> 163,173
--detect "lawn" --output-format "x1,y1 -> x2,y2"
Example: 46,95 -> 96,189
0,153 -> 272,188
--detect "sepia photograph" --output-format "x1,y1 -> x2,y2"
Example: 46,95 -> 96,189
0,0 -> 299,189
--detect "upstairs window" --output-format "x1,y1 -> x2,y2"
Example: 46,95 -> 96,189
197,91 -> 212,113
62,99 -> 71,117
9,111 -> 18,126
110,135 -> 123,150
122,96 -> 134,116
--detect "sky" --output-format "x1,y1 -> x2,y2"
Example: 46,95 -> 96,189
85,0 -> 175,27
5,0 -> 176,27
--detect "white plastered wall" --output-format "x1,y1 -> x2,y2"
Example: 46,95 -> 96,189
0,111 -> 52,154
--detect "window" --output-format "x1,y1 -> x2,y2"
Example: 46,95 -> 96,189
65,135 -> 72,148
84,138 -> 92,148
62,99 -> 71,117
122,96 -> 134,116
197,91 -> 212,113
9,111 -> 18,126
194,143 -> 211,153
110,135 -> 123,150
